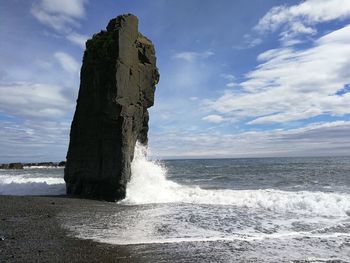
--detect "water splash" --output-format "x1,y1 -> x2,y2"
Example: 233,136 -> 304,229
122,143 -> 350,217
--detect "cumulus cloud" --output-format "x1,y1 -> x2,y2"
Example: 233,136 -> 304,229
54,52 -> 80,74
206,24 -> 350,124
254,0 -> 350,45
173,51 -> 214,62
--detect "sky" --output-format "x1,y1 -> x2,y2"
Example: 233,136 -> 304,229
1,0 -> 350,162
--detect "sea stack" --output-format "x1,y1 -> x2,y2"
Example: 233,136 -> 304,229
64,14 -> 159,201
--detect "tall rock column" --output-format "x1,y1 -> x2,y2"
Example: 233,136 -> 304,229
64,14 -> 159,201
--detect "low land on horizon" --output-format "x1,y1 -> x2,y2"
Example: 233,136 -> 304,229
1,155 -> 350,168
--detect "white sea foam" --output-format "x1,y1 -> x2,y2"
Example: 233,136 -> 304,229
122,143 -> 350,217
90,231 -> 350,246
0,174 -> 65,195
23,166 -> 61,169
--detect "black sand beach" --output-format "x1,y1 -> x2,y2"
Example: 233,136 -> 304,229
0,196 -> 133,263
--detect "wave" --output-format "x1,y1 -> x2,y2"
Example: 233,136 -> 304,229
121,143 -> 350,217
0,175 -> 65,195
23,166 -> 63,169
90,231 -> 350,246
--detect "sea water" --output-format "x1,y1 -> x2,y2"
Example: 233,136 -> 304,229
1,144 -> 350,262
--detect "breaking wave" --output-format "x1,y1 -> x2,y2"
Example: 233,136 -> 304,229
122,143 -> 350,217
0,174 -> 65,195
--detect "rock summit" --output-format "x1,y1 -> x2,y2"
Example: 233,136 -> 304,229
64,14 -> 159,201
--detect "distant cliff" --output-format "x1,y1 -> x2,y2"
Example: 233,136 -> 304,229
0,162 -> 65,169
64,14 -> 159,201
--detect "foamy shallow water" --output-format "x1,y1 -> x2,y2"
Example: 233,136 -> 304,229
0,167 -> 65,195
61,202 -> 350,262
2,144 -> 350,262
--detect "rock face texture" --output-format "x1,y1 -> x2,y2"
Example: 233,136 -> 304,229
64,14 -> 159,201
0,163 -> 23,169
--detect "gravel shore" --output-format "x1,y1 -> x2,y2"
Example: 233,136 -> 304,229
0,196 -> 135,263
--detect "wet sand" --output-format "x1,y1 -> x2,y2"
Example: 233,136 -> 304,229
0,196 -> 134,263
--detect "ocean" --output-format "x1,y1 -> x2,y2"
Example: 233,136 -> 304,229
1,144 -> 350,262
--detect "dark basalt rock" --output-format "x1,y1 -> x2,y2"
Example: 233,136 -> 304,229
0,162 -> 67,168
37,162 -> 55,167
0,163 -> 24,169
64,14 -> 159,202
8,163 -> 23,169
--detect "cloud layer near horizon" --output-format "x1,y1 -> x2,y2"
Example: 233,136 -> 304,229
150,121 -> 350,158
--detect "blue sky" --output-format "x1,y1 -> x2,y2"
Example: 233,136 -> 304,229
1,0 -> 350,162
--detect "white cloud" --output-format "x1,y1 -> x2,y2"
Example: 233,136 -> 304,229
206,24 -> 350,124
31,6 -> 76,33
221,74 -> 238,88
31,0 -> 87,33
255,0 -> 350,45
256,0 -> 350,32
149,121 -> 350,158
202,114 -> 225,123
173,51 -> 214,62
0,82 -> 72,119
248,37 -> 263,47
66,32 -> 89,48
226,82 -> 237,88
54,52 -> 80,74
38,0 -> 87,17
31,0 -> 89,50
279,21 -> 317,46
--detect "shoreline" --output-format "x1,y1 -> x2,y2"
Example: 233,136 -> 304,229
1,194 -> 348,262
0,195 -> 134,263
